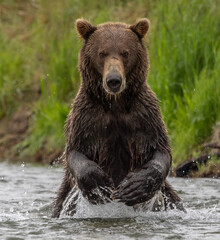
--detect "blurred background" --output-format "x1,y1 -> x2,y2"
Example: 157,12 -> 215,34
0,0 -> 219,177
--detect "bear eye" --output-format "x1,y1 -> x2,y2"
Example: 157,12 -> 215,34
99,51 -> 108,58
121,51 -> 129,58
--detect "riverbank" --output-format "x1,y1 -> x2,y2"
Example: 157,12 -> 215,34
0,105 -> 219,178
0,106 -> 62,164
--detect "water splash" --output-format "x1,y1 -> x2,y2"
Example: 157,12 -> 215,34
60,187 -> 168,219
60,188 -> 138,219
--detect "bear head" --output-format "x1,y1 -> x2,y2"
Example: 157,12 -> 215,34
76,18 -> 150,99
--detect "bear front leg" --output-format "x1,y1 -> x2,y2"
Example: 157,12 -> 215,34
112,151 -> 171,206
67,150 -> 114,204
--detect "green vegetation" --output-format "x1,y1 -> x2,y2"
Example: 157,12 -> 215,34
0,0 -> 219,164
0,31 -> 32,118
148,0 -> 220,162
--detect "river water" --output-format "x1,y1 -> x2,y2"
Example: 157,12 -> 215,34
0,162 -> 219,240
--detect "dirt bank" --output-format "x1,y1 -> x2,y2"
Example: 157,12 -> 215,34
0,105 -> 62,164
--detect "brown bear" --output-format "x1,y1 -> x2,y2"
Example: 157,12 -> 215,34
52,18 -> 185,218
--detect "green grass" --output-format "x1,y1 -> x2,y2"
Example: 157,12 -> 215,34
0,34 -> 29,117
149,0 -> 220,163
0,0 -> 219,164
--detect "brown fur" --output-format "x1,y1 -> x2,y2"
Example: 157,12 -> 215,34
52,19 -> 183,218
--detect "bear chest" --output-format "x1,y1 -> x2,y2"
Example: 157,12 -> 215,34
83,114 -> 152,185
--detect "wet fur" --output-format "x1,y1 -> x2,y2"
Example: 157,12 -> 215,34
52,20 -> 184,218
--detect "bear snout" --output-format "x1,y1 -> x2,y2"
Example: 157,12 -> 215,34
106,73 -> 122,92
103,57 -> 126,96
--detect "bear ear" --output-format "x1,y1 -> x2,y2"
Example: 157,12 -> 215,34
75,19 -> 97,40
130,18 -> 150,39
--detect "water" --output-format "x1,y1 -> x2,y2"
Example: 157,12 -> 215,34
0,162 -> 219,240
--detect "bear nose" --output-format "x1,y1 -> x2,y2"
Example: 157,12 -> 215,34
106,73 -> 122,91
